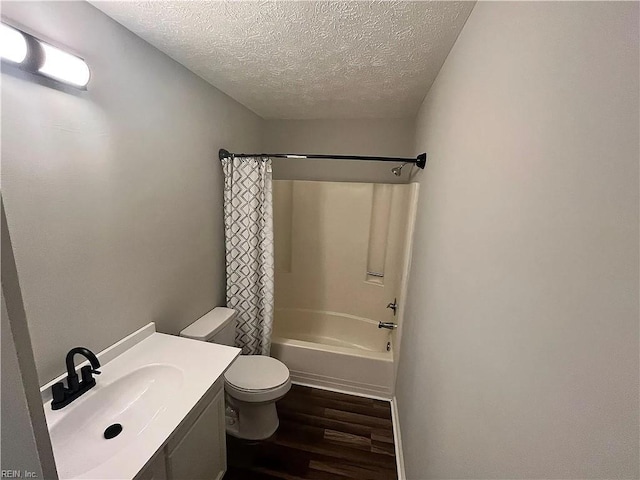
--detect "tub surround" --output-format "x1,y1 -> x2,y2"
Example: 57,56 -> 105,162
272,181 -> 417,398
41,323 -> 240,479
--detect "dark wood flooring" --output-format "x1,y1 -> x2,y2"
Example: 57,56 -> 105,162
224,385 -> 398,480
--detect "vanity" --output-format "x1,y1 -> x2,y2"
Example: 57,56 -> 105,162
40,323 -> 240,479
136,377 -> 226,480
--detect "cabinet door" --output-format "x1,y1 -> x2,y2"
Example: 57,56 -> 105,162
136,452 -> 167,480
166,388 -> 226,480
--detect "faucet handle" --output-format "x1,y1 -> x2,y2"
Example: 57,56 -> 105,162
52,382 -> 66,403
386,298 -> 398,316
80,365 -> 100,385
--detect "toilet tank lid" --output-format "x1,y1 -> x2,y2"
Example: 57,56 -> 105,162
180,307 -> 237,341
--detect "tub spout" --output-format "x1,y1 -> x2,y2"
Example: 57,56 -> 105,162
378,322 -> 397,330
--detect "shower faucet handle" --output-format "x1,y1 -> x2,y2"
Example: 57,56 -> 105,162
386,298 -> 398,316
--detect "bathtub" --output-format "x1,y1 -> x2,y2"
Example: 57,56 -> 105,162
270,308 -> 394,398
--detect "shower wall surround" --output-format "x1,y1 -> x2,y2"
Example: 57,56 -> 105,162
270,180 -> 417,395
273,180 -> 411,325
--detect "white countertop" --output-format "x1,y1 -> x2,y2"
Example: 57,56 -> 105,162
42,326 -> 240,479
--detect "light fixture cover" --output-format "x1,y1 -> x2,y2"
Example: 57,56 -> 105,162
0,23 -> 28,64
38,42 -> 90,87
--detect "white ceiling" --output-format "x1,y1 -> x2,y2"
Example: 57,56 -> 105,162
92,1 -> 475,119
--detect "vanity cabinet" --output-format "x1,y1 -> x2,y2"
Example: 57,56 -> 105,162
136,380 -> 227,480
166,384 -> 226,479
136,455 -> 167,480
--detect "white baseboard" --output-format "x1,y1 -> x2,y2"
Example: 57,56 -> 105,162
391,396 -> 406,480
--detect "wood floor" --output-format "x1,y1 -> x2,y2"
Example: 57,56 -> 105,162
224,385 -> 398,480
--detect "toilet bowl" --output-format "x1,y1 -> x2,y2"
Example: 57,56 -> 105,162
179,307 -> 291,440
223,355 -> 291,439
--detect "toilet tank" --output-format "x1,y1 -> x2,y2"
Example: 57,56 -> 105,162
179,307 -> 237,346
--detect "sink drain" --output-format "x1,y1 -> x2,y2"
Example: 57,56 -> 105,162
104,423 -> 123,439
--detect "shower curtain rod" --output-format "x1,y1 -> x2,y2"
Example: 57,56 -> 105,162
218,149 -> 427,169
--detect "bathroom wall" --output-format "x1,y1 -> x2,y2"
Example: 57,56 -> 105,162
1,295 -> 46,477
397,2 -> 639,479
1,200 -> 57,478
264,119 -> 415,183
1,1 -> 263,384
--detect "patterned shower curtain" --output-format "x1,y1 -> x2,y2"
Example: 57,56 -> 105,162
221,155 -> 274,355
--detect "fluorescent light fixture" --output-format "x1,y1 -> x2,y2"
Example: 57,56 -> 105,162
1,23 -> 91,89
286,155 -> 307,159
0,23 -> 28,64
38,42 -> 90,87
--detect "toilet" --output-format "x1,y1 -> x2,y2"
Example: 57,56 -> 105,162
180,307 -> 291,440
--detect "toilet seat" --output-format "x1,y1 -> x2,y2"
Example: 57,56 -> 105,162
224,355 -> 291,403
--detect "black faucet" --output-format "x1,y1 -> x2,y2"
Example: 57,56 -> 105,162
51,347 -> 101,410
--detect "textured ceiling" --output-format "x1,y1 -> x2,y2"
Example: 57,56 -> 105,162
92,1 -> 475,119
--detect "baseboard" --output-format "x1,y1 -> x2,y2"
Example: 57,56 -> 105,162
391,396 -> 406,480
289,370 -> 392,400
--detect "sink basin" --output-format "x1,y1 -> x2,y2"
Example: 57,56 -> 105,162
48,364 -> 183,478
41,328 -> 240,479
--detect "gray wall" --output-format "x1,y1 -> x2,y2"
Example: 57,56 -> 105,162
263,118 -> 415,183
1,1 -> 263,384
1,295 -> 47,478
397,2 -> 639,479
1,200 -> 57,478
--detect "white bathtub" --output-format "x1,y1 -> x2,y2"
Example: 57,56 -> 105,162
271,308 -> 394,398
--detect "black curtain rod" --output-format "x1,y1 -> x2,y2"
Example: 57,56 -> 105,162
219,149 -> 427,169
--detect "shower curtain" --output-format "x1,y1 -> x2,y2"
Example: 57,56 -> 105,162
221,155 -> 274,355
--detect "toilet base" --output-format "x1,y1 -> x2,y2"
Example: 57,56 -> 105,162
225,394 -> 280,440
